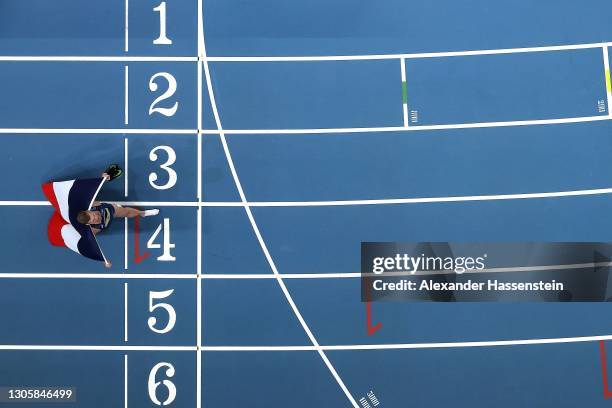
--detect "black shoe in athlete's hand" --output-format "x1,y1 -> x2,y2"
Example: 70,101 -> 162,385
102,164 -> 123,181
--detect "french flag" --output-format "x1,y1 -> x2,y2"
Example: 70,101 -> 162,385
41,178 -> 106,262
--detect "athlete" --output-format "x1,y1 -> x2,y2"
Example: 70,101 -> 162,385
76,165 -> 158,268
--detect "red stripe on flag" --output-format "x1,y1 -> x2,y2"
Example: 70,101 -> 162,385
41,182 -> 60,211
47,211 -> 68,247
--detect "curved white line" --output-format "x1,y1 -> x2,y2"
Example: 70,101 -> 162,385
199,17 -> 360,408
205,40 -> 612,62
0,334 -> 609,351
201,187 -> 612,207
202,114 -> 611,134
201,334 -> 612,351
5,186 -> 612,208
0,113 -> 606,135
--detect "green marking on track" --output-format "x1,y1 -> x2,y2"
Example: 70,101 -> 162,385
402,81 -> 407,104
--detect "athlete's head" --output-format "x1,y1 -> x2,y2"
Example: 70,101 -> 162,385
77,211 -> 101,225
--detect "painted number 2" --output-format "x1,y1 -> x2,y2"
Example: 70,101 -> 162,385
149,72 -> 178,117
153,2 -> 172,45
149,145 -> 177,190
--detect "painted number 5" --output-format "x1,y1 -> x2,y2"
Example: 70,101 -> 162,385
148,289 -> 177,334
149,146 -> 177,190
149,72 -> 178,117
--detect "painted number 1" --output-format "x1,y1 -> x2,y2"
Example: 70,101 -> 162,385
153,2 -> 172,45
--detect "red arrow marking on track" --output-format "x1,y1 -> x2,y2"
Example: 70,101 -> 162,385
364,276 -> 382,336
599,341 -> 612,398
133,216 -> 150,264
366,302 -> 382,336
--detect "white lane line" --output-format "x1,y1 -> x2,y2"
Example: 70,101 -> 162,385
1,334 -> 611,351
1,40 -> 611,63
226,187 -> 612,206
117,201 -> 197,206
1,259 -> 610,280
400,57 -> 408,127
197,65 -> 203,201
201,335 -> 612,351
124,218 -> 128,270
124,283 -> 128,342
124,0 -> 129,53
201,25 -> 360,408
124,137 -> 129,197
124,67 -> 129,125
0,273 -> 197,279
204,261 -> 612,279
0,114 -> 609,135
200,114 -> 612,134
197,7 -> 204,406
0,56 -> 197,62
0,128 -> 197,134
124,354 -> 128,408
0,201 -> 199,206
0,345 -> 196,351
604,46 -> 612,117
5,186 -> 612,208
206,40 -> 612,62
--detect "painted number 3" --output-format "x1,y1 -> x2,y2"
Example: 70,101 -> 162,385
149,146 -> 177,190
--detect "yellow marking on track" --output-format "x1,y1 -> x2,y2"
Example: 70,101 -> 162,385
606,69 -> 611,93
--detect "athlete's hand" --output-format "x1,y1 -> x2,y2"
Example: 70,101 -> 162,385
104,260 -> 112,269
102,173 -> 111,181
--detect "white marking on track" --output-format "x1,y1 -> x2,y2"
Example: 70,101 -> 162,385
201,334 -> 612,350
124,354 -> 128,408
124,0 -> 129,52
400,57 -> 408,127
0,114 -> 609,135
124,218 -> 128,270
196,6 -> 204,408
603,46 -> 612,116
0,128 -> 196,134
124,67 -> 129,126
2,334 -> 611,351
201,21 -> 360,408
200,114 -> 612,134
205,40 -> 612,62
6,186 -> 612,208
124,137 -> 129,196
0,56 -> 197,62
124,283 -> 128,342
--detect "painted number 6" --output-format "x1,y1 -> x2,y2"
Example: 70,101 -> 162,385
149,145 -> 177,190
149,72 -> 178,117
148,362 -> 176,406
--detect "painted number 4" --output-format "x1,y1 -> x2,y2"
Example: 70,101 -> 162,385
147,218 -> 176,261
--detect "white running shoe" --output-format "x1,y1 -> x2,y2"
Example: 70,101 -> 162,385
142,209 -> 160,217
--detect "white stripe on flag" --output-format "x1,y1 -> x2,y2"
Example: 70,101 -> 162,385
53,180 -> 75,222
60,224 -> 81,254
